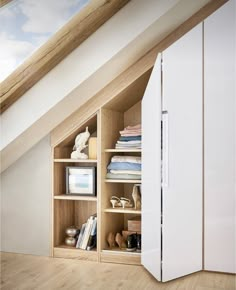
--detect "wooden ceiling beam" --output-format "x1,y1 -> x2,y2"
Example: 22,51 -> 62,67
0,0 -> 13,8
0,0 -> 130,113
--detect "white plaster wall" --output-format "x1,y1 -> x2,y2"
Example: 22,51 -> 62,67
0,135 -> 51,256
0,0 -> 185,150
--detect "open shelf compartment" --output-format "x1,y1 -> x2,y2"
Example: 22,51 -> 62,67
53,199 -> 98,260
54,114 -> 97,159
99,97 -> 142,265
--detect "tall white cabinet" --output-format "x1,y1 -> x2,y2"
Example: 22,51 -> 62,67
162,23 -> 203,282
204,0 -> 236,273
142,0 -> 235,281
142,24 -> 203,282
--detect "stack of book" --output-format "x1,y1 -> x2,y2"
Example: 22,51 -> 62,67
76,214 -> 97,250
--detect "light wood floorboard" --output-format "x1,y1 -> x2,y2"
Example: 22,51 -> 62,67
0,252 -> 235,290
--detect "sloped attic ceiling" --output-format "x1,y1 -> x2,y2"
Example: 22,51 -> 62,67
0,0 -> 228,173
0,0 -> 130,112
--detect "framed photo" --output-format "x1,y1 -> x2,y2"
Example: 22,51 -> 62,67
66,167 -> 96,196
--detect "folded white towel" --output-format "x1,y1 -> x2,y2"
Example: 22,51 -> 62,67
117,140 -> 141,144
110,170 -> 142,175
111,155 -> 141,164
115,144 -> 141,149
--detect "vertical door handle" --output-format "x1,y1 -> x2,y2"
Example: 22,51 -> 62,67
162,111 -> 169,187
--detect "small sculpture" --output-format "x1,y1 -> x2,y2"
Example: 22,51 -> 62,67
71,127 -> 90,159
132,184 -> 141,210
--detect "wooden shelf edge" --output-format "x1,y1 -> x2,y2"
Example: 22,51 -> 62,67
54,245 -> 97,252
105,179 -> 141,183
104,208 -> 141,214
102,248 -> 141,255
54,246 -> 98,261
54,194 -> 97,201
100,250 -> 141,265
54,159 -> 97,163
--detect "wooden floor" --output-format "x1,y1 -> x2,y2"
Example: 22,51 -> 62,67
0,252 -> 235,290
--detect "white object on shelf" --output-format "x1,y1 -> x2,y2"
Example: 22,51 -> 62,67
71,127 -> 90,159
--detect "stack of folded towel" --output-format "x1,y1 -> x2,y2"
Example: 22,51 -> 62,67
115,124 -> 142,149
106,155 -> 141,180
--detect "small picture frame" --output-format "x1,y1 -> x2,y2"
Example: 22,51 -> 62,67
66,167 -> 96,196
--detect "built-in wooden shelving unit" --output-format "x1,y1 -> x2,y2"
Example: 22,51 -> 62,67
52,114 -> 99,261
51,71 -> 147,266
99,98 -> 142,265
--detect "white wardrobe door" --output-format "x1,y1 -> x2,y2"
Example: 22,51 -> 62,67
162,24 -> 203,282
204,0 -> 236,273
142,54 -> 162,281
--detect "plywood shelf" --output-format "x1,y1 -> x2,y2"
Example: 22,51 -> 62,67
55,244 -> 97,251
54,195 -> 97,201
105,149 -> 141,153
54,159 -> 97,163
104,208 -> 141,214
102,248 -> 141,255
54,245 -> 98,261
105,179 -> 141,183
101,248 -> 141,265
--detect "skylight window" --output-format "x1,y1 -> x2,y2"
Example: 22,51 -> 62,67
0,0 -> 90,82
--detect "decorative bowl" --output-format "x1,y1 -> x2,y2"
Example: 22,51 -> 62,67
65,237 -> 77,247
65,226 -> 80,237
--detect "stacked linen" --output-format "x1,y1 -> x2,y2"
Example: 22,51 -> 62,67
106,155 -> 141,180
115,124 -> 142,149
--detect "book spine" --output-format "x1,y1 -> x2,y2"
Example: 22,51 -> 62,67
90,217 -> 97,236
86,218 -> 97,250
76,223 -> 86,248
80,217 -> 94,250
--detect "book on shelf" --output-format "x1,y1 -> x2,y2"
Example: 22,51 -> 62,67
86,217 -> 97,250
76,223 -> 86,249
76,213 -> 97,250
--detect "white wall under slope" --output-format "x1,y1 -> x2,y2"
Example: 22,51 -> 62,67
0,136 -> 51,256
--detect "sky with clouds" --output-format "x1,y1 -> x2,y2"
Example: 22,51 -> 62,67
0,0 -> 89,82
